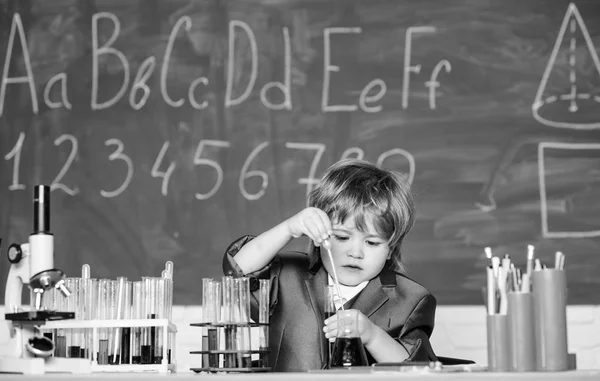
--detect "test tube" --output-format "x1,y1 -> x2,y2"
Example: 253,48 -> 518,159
202,278 -> 212,368
81,265 -> 92,360
97,279 -> 110,365
107,280 -> 118,363
221,276 -> 236,368
132,281 -> 142,364
55,286 -> 67,357
162,270 -> 173,363
87,278 -> 98,361
154,277 -> 166,364
111,277 -> 127,364
141,277 -> 158,364
68,277 -> 83,359
238,277 -> 252,368
205,280 -> 219,368
258,279 -> 270,368
120,281 -> 132,364
214,281 -> 222,368
324,285 -> 335,367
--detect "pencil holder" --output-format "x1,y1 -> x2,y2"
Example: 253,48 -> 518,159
507,292 -> 535,371
532,269 -> 568,371
486,314 -> 510,372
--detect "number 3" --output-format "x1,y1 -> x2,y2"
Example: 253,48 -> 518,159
101,139 -> 133,198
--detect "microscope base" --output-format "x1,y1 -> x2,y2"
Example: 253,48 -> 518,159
0,356 -> 91,375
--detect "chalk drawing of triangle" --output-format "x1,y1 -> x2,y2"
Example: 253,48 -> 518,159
532,3 -> 600,130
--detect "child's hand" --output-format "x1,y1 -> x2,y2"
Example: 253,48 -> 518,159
285,207 -> 332,246
323,310 -> 376,346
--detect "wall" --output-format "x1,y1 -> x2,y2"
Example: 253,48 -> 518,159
2,305 -> 599,371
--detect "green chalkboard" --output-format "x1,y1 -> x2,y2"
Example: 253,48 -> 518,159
1,0 -> 599,305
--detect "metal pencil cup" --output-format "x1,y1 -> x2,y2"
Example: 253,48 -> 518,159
507,292 -> 535,371
532,269 -> 568,371
486,314 -> 510,372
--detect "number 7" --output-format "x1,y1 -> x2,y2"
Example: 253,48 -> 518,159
285,142 -> 326,197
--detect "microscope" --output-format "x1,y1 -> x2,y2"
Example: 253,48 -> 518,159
0,185 -> 90,374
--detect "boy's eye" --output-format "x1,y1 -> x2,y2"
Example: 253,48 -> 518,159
367,240 -> 382,246
334,235 -> 349,241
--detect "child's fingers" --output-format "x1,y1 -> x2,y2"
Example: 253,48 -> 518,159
323,321 -> 338,340
315,209 -> 333,238
302,217 -> 325,244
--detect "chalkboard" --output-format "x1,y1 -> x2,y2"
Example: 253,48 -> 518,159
1,0 -> 599,305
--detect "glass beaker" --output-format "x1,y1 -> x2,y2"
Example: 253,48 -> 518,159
329,310 -> 368,368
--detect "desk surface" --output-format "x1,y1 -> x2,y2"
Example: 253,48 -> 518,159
1,370 -> 599,381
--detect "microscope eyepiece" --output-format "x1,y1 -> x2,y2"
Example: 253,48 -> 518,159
33,185 -> 50,234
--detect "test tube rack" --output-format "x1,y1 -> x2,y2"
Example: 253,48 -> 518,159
42,318 -> 177,373
189,322 -> 270,373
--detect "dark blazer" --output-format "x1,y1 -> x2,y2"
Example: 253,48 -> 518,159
223,235 -> 437,372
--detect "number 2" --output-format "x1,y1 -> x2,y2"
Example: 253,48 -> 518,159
51,134 -> 80,195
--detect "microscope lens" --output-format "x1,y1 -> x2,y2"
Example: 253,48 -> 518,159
33,185 -> 50,233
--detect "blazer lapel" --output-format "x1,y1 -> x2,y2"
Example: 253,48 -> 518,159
347,276 -> 389,317
303,268 -> 329,367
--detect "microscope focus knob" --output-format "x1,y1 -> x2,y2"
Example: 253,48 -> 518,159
7,243 -> 23,264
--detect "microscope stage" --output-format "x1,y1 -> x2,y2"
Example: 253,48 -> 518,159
5,310 -> 75,322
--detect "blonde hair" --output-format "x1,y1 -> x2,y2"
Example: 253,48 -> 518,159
307,159 -> 415,273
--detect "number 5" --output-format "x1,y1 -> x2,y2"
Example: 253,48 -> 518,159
194,139 -> 230,200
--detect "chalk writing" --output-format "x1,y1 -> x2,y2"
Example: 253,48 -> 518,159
3,132 -> 26,191
151,142 -> 176,197
239,141 -> 270,201
100,139 -> 133,198
532,3 -> 600,129
51,134 -> 79,196
538,142 -> 600,238
0,12 -> 450,116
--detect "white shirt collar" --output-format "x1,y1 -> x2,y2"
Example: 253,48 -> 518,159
328,275 -> 368,310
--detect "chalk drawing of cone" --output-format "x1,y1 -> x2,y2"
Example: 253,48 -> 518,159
532,3 -> 600,130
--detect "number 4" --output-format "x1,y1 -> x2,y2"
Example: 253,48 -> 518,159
151,141 -> 175,196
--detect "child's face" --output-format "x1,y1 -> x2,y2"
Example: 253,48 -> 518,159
320,213 -> 391,286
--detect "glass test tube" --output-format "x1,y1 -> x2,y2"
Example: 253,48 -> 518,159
121,280 -> 132,364
162,270 -> 173,363
258,279 -> 270,367
80,277 -> 95,360
96,279 -> 110,365
154,277 -> 166,364
214,281 -> 222,368
141,277 -> 158,364
205,280 -> 219,368
231,278 -> 243,368
324,284 -> 336,367
107,280 -> 118,363
54,284 -> 67,358
69,277 -> 83,359
221,276 -> 236,368
111,277 -> 127,364
201,278 -> 212,368
80,265 -> 92,360
238,277 -> 252,368
132,281 -> 142,364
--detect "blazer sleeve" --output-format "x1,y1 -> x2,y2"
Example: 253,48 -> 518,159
222,235 -> 281,320
397,293 -> 437,362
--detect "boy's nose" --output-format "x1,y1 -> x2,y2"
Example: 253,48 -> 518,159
347,244 -> 364,259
